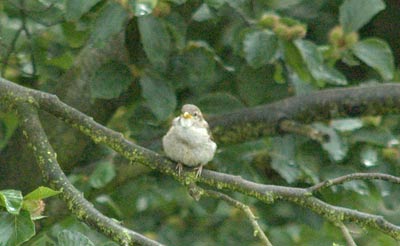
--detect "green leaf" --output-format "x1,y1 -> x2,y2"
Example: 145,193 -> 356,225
296,149 -> 321,184
186,40 -> 234,71
192,3 -> 214,22
294,40 -> 347,85
24,186 -> 61,201
360,146 -> 378,167
352,38 -> 394,80
331,118 -> 363,132
133,0 -> 158,16
206,0 -> 225,9
138,15 -> 171,71
165,13 -> 187,50
270,135 -> 302,183
0,112 -> 19,151
350,127 -> 397,147
65,0 -> 101,21
289,72 -> 315,96
0,190 -> 23,215
95,195 -> 124,218
168,0 -> 187,4
243,30 -> 278,68
22,2 -> 64,26
140,73 -> 177,121
313,123 -> 348,162
283,41 -> 312,82
339,0 -> 385,33
170,47 -> 216,93
195,92 -> 245,114
58,230 -> 95,246
237,65 -> 276,105
46,51 -> 74,70
90,3 -> 128,45
89,161 -> 116,189
0,210 -> 35,246
90,61 -> 133,99
62,22 -> 90,48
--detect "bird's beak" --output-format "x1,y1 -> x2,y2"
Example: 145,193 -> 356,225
182,112 -> 192,119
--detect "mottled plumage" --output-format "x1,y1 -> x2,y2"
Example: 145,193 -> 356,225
162,104 -> 217,177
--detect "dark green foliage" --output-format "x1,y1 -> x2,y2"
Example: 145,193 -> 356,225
1,0 -> 400,245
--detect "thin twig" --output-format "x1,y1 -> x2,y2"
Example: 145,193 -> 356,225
307,173 -> 400,194
338,223 -> 357,246
202,188 -> 273,246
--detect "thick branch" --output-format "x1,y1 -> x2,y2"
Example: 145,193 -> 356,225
16,104 -> 163,246
2,78 -> 400,240
208,83 -> 400,144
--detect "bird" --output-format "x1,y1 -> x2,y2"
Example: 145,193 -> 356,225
162,104 -> 217,177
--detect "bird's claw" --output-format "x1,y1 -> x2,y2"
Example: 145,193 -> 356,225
175,163 -> 183,176
194,165 -> 203,178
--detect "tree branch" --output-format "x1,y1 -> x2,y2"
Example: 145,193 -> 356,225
16,103 -> 164,246
208,83 -> 400,144
338,223 -> 358,246
3,78 -> 400,240
307,173 -> 400,194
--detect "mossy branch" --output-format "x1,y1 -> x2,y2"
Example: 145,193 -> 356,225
3,77 -> 400,241
16,104 -> 164,246
209,83 -> 400,144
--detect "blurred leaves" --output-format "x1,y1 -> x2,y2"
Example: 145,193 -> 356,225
270,135 -> 302,183
57,230 -> 95,246
89,161 -> 116,189
90,2 -> 128,45
360,145 -> 378,167
2,0 -> 400,245
0,112 -> 18,151
339,0 -> 385,33
192,3 -> 214,22
170,46 -> 217,92
243,29 -> 278,68
90,61 -> 133,99
65,0 -> 101,22
313,123 -> 348,162
132,0 -> 159,16
140,73 -> 176,121
195,92 -> 244,114
138,15 -> 171,71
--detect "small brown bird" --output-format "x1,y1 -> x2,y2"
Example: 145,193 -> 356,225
162,104 -> 217,177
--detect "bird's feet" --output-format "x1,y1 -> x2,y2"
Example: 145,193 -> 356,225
175,163 -> 183,176
194,165 -> 203,178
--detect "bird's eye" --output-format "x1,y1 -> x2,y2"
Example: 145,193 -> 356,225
193,112 -> 198,117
